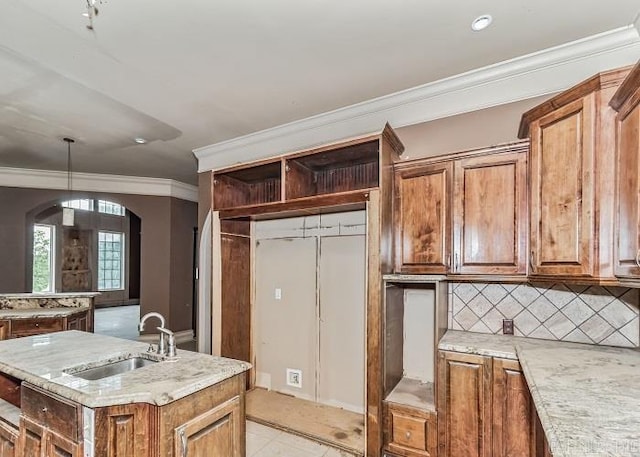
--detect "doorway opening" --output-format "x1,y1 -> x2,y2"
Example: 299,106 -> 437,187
247,211 -> 366,455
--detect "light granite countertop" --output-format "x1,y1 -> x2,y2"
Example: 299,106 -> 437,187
440,330 -> 640,457
518,344 -> 640,457
0,307 -> 90,319
0,331 -> 250,408
438,329 -> 584,359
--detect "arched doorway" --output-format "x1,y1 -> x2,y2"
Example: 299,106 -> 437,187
28,198 -> 142,337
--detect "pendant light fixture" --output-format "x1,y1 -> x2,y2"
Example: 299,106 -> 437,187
62,137 -> 76,227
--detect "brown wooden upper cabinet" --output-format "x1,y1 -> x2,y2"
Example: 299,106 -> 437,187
519,66 -> 630,281
394,142 -> 527,276
452,148 -> 528,275
395,161 -> 452,274
610,60 -> 640,281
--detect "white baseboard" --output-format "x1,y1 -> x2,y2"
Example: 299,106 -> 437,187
138,329 -> 194,345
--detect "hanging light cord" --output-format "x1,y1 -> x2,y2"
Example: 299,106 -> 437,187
64,138 -> 75,201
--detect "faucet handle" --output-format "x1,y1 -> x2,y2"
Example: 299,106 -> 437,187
157,327 -> 174,337
157,327 -> 177,357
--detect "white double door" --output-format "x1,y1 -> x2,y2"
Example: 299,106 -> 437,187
255,235 -> 365,413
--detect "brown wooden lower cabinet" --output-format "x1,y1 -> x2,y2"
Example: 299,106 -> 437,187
437,351 -> 551,457
174,396 -> 242,457
492,358 -> 534,457
1,310 -> 92,340
384,402 -> 437,457
0,421 -> 17,457
12,373 -> 246,457
437,351 -> 492,457
0,322 -> 9,342
17,417 -> 44,457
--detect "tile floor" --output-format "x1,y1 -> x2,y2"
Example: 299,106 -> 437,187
95,306 -> 356,456
94,305 -> 141,340
247,421 -> 354,457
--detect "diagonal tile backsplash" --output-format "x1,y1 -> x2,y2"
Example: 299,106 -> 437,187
449,283 -> 640,347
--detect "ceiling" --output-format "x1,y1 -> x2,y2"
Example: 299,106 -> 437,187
0,0 -> 639,185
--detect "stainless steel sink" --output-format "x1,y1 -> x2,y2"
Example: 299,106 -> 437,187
66,356 -> 159,381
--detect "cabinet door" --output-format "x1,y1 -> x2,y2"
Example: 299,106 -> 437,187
45,431 -> 82,457
0,421 -> 17,457
529,96 -> 595,277
174,396 -> 242,457
615,101 -> 640,278
437,351 -> 492,457
94,404 -> 151,457
65,312 -> 88,332
395,162 -> 452,274
453,151 -> 527,275
17,417 -> 44,457
492,358 -> 533,457
0,321 -> 9,341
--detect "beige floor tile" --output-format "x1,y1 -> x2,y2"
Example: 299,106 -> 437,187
247,432 -> 271,457
274,432 -> 329,456
252,440 -> 321,457
247,421 -> 283,440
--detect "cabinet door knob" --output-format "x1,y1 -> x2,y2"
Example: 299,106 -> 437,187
35,323 -> 39,327
41,407 -> 48,413
406,431 -> 411,439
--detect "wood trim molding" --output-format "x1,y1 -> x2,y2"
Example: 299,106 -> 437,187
0,167 -> 198,202
194,26 -> 640,173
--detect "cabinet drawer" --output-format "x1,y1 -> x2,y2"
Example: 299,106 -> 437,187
10,318 -> 63,337
21,384 -> 81,441
385,402 -> 437,457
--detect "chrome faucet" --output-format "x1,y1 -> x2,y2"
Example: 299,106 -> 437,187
138,312 -> 176,356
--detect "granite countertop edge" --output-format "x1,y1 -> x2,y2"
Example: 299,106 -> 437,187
516,348 -> 564,457
0,293 -> 100,299
0,306 -> 90,319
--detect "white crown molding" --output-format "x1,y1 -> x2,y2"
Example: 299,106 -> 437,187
0,167 -> 198,202
194,25 -> 640,173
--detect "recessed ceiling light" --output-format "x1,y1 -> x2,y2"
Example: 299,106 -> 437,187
471,14 -> 493,32
134,137 -> 147,144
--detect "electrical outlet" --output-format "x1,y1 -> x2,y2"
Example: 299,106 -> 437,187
503,319 -> 514,335
275,288 -> 282,300
286,368 -> 302,388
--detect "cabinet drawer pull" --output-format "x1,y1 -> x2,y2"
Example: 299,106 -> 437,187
180,429 -> 188,457
41,407 -> 47,413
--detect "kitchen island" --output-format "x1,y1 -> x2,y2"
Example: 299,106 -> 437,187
0,292 -> 98,338
0,330 -> 251,457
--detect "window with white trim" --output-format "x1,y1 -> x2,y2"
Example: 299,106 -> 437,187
98,231 -> 124,290
98,200 -> 125,216
62,199 -> 94,211
32,224 -> 55,292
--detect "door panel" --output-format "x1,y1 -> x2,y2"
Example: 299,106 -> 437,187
453,151 -> 527,275
396,163 -> 452,274
318,235 -> 365,413
530,97 -> 594,276
255,238 -> 317,400
615,104 -> 640,278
